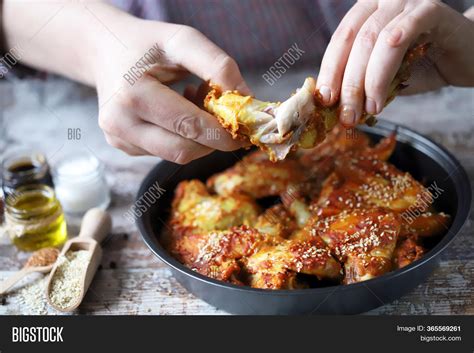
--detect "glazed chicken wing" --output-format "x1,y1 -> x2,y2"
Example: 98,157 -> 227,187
295,129 -> 397,200
310,209 -> 400,284
205,77 -> 324,162
170,180 -> 259,235
313,154 -> 429,217
400,211 -> 451,238
168,226 -> 267,284
245,236 -> 341,289
254,204 -> 298,239
298,125 -> 371,166
204,44 -> 428,161
207,150 -> 304,198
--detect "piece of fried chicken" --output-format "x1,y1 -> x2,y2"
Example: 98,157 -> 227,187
207,127 -> 396,200
313,154 -> 430,217
169,179 -> 260,236
310,208 -> 400,284
207,149 -> 304,198
167,225 -> 341,289
167,226 -> 266,285
204,44 -> 428,162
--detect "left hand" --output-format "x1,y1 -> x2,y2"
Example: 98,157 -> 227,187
316,0 -> 474,127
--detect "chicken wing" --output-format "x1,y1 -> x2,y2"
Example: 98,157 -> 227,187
400,211 -> 451,238
296,128 -> 396,199
168,226 -> 267,284
207,150 -> 304,198
313,154 -> 429,217
170,180 -> 259,236
254,204 -> 298,239
245,236 -> 342,289
311,209 -> 400,284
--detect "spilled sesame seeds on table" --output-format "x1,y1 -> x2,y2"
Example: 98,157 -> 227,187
0,75 -> 473,315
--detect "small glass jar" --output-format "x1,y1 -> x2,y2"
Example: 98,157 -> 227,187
5,184 -> 67,251
2,149 -> 53,197
52,151 -> 110,218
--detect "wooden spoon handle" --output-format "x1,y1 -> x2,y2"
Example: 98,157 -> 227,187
77,208 -> 112,244
0,267 -> 38,295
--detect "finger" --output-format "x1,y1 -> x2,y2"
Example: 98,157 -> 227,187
183,84 -> 197,102
194,81 -> 212,109
365,2 -> 441,113
99,104 -> 214,162
339,2 -> 404,126
147,65 -> 189,85
104,133 -> 148,156
164,26 -> 252,94
125,121 -> 214,164
183,82 -> 211,109
121,77 -> 246,151
316,0 -> 377,106
397,64 -> 447,95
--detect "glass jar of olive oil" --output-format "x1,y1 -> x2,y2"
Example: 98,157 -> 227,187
5,185 -> 67,251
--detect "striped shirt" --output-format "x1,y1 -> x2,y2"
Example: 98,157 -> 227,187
111,0 -> 353,69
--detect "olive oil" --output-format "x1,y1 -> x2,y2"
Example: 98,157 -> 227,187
5,185 -> 67,251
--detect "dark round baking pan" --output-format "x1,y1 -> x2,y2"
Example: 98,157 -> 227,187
136,119 -> 471,315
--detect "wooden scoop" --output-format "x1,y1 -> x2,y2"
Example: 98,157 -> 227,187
46,208 -> 111,312
0,247 -> 59,295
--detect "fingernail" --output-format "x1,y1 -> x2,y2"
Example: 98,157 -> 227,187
340,106 -> 356,126
365,98 -> 377,115
318,85 -> 331,104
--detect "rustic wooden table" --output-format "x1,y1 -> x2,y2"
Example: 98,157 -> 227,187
0,75 -> 473,315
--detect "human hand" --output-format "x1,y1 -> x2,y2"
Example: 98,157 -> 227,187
93,5 -> 251,163
316,0 -> 474,127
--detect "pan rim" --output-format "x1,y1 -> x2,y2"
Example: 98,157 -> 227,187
136,119 -> 472,296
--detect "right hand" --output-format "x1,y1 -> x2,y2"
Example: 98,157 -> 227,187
316,0 -> 474,128
93,7 -> 251,163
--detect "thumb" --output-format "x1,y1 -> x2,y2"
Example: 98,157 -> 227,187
398,63 -> 446,96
